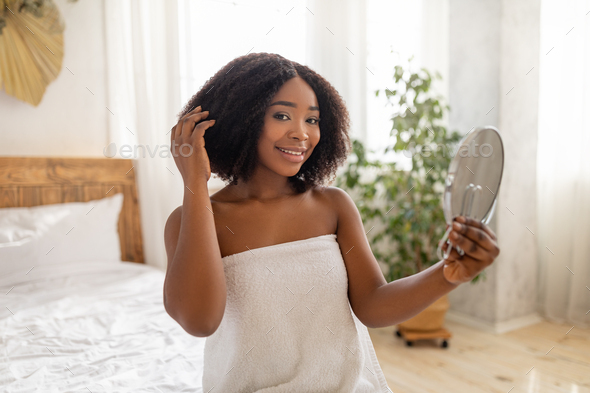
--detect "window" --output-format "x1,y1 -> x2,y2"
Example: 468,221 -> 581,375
178,0 -> 307,106
365,0 -> 423,169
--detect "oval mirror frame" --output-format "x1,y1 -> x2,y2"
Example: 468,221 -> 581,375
437,126 -> 505,260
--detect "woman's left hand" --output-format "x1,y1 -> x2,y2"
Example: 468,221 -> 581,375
441,216 -> 500,285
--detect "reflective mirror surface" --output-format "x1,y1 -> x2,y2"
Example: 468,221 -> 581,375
443,126 -> 504,225
437,126 -> 504,260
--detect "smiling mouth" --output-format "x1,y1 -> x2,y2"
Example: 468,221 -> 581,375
276,147 -> 304,156
276,146 -> 306,162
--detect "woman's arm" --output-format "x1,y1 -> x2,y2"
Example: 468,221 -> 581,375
360,260 -> 458,328
163,106 -> 226,337
327,187 -> 499,329
163,181 -> 227,337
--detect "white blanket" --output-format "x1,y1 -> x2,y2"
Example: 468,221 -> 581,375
0,261 -> 206,392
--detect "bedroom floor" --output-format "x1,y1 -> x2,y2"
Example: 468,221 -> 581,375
368,320 -> 590,393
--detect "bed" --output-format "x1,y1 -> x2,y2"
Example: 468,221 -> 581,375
0,157 -> 206,392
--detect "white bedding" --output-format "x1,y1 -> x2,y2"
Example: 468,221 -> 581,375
0,261 -> 206,393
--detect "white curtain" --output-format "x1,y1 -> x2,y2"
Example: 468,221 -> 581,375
305,0 -> 368,146
104,0 -> 183,270
537,0 -> 590,327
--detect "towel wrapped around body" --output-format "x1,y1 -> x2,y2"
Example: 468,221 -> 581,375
202,234 -> 391,392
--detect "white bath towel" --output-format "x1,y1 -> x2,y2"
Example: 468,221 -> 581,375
202,234 -> 391,392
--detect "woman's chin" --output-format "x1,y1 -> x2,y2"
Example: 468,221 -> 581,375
284,169 -> 302,178
275,165 -> 303,178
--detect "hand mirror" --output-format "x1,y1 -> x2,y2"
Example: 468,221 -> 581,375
436,126 -> 504,261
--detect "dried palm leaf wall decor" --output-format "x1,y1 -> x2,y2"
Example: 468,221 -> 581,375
0,0 -> 76,106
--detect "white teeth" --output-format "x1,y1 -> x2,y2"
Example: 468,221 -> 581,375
278,147 -> 302,156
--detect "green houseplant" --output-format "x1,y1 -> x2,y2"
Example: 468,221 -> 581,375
335,57 -> 485,285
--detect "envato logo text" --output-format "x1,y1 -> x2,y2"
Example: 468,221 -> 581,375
402,140 -> 493,158
103,141 -> 193,159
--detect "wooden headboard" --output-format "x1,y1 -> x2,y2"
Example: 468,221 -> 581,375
0,157 -> 144,264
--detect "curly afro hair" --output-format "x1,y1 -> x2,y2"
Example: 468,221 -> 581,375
176,52 -> 352,194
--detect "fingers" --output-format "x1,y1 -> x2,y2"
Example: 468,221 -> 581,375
443,239 -> 487,282
452,218 -> 499,255
457,216 -> 497,240
441,241 -> 462,262
182,104 -> 203,121
179,111 -> 211,139
449,229 -> 497,261
172,106 -> 217,144
172,105 -> 201,139
443,216 -> 501,283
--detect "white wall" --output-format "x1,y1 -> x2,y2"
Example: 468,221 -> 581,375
0,0 -> 108,157
444,0 -> 501,325
445,0 -> 542,333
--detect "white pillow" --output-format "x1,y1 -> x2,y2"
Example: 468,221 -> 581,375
0,193 -> 124,276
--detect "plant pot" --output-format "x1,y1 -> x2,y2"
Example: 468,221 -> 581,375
397,294 -> 450,331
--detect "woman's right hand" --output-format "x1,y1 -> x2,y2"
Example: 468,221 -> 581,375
170,105 -> 216,183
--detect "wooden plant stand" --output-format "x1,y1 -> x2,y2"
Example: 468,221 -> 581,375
395,325 -> 452,348
394,294 -> 452,348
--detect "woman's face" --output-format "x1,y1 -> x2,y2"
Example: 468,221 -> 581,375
257,76 -> 321,178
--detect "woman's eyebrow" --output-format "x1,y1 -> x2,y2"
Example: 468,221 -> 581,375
269,101 -> 320,112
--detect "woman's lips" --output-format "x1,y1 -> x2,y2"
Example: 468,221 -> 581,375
276,147 -> 305,163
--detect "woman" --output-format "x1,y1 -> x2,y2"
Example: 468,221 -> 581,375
163,52 -> 500,392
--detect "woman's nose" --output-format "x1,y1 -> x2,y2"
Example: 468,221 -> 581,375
290,121 -> 309,140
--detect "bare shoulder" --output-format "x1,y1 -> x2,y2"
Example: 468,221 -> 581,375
320,185 -> 353,202
320,186 -> 356,215
308,186 -> 360,233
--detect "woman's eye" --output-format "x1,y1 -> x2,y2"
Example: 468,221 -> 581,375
274,114 -> 320,124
